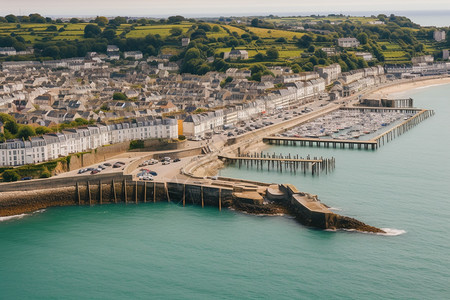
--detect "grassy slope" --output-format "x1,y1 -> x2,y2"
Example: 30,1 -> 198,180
0,18 -> 442,65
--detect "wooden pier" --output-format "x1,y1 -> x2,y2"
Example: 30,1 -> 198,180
263,136 -> 378,150
219,152 -> 335,176
263,108 -> 434,150
373,109 -> 434,147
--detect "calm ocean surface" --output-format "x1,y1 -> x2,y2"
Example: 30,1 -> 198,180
1,84 -> 450,299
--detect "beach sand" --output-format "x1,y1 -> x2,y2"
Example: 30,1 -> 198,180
364,76 -> 450,99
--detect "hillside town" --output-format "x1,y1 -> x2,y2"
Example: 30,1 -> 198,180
1,44 -> 450,167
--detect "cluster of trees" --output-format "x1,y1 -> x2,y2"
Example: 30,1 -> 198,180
0,14 -> 198,26
250,18 -> 276,29
0,35 -> 27,51
0,13 -> 50,24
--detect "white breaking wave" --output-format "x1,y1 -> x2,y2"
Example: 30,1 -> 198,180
0,209 -> 46,222
0,213 -> 27,222
378,228 -> 407,236
341,228 -> 406,236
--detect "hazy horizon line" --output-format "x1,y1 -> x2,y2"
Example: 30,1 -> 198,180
3,9 -> 450,18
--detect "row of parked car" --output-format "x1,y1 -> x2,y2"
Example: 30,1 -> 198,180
139,157 -> 180,167
139,159 -> 158,167
137,169 -> 158,181
77,161 -> 125,175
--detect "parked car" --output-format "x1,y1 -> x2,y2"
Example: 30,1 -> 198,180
20,177 -> 32,180
162,161 -> 170,165
90,170 -> 99,175
173,158 -> 181,162
103,163 -> 112,167
149,171 -> 157,176
141,175 -> 153,181
148,159 -> 158,165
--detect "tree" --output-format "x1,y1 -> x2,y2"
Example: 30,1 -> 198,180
307,45 -> 315,53
2,170 -> 19,182
198,23 -> 211,32
251,18 -> 259,27
357,32 -> 369,45
275,37 -> 287,43
170,27 -> 183,36
29,13 -> 46,23
17,125 -> 36,139
184,47 -> 202,61
254,53 -> 265,61
95,16 -> 109,26
4,120 -> 18,135
314,49 -> 327,59
5,14 -> 18,23
84,24 -> 102,38
35,126 -> 52,135
291,64 -> 302,73
46,25 -> 57,31
297,35 -> 313,48
110,16 -> 127,26
40,170 -> 51,178
42,46 -> 60,59
303,62 -> 314,71
69,18 -> 80,24
113,92 -> 127,100
212,25 -> 220,32
0,113 -> 15,124
266,47 -> 279,60
167,15 -> 185,24
102,29 -> 116,40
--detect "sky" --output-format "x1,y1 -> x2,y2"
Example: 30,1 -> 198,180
1,0 -> 450,17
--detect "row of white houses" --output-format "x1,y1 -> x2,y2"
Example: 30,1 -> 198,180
182,78 -> 327,138
0,118 -> 178,166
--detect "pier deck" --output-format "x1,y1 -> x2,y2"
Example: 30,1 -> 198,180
218,155 -> 322,163
263,136 -> 378,149
263,108 -> 434,150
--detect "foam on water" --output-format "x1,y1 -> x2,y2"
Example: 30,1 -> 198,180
379,228 -> 407,236
0,209 -> 45,222
0,213 -> 28,222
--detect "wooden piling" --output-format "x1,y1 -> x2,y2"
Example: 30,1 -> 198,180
144,181 -> 147,203
218,188 -> 222,211
165,182 -> 170,202
182,184 -> 186,207
135,181 -> 138,204
87,181 -> 91,205
123,179 -> 127,204
99,180 -> 102,204
76,182 -> 81,205
201,186 -> 204,208
112,179 -> 117,203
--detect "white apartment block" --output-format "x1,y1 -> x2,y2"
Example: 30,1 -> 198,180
337,38 -> 360,48
434,31 -> 446,42
355,52 -> 373,61
0,118 -> 178,166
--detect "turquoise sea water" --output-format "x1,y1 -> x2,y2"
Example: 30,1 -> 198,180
1,84 -> 450,299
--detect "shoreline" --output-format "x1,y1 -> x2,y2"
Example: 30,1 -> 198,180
363,76 -> 450,99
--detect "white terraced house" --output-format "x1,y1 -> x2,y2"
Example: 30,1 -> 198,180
0,118 -> 178,166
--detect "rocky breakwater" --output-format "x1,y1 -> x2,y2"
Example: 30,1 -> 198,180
229,179 -> 385,233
